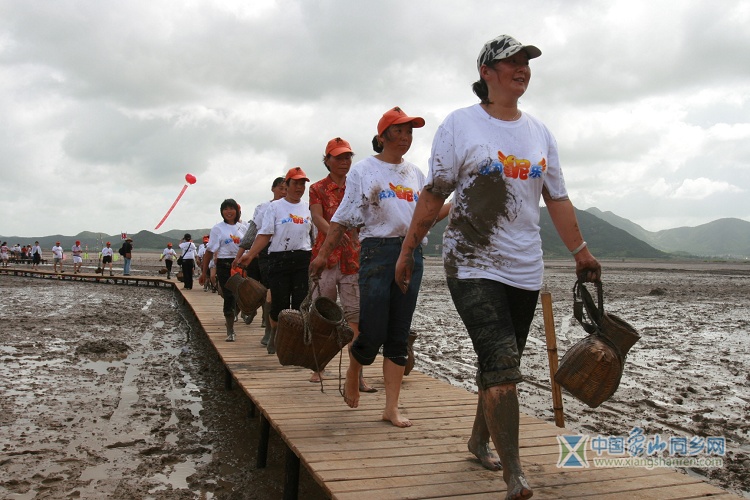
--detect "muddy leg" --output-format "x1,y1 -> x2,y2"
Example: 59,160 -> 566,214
468,393 -> 502,471
483,384 -> 532,500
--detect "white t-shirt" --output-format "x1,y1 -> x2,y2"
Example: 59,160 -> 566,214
207,221 -> 243,259
162,247 -> 177,259
259,198 -> 313,253
101,247 -> 113,257
71,245 -> 82,256
253,201 -> 272,228
179,241 -> 197,259
32,245 -> 42,256
197,243 -> 207,258
427,104 -> 568,290
332,156 -> 425,240
51,245 -> 63,259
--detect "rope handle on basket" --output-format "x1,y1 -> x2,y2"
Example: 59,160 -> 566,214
302,276 -> 354,393
573,279 -> 604,335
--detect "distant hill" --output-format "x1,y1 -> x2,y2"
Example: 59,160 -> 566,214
0,229 -> 211,252
425,208 -> 669,259
586,208 -> 750,258
4,209 -> 749,258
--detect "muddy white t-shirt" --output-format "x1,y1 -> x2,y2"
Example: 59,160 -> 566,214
333,156 -> 425,239
207,221 -> 243,259
52,245 -> 63,259
427,104 -> 568,290
259,198 -> 313,253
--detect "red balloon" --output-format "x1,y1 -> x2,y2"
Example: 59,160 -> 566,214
185,173 -> 197,185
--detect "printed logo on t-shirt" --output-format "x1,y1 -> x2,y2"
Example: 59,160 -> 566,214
479,150 -> 547,180
379,183 -> 419,203
281,214 -> 310,225
223,234 -> 241,245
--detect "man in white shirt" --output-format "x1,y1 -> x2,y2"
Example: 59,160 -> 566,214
71,240 -> 83,274
51,242 -> 64,274
101,242 -> 114,276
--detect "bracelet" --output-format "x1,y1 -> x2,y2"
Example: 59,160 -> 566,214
571,241 -> 587,255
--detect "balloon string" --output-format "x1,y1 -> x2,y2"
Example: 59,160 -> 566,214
154,184 -> 189,230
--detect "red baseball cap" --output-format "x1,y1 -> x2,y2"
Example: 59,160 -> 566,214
377,106 -> 425,136
325,137 -> 353,157
285,167 -> 309,182
75,240 -> 80,245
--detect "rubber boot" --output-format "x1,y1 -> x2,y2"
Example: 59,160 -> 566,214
260,302 -> 272,346
267,325 -> 277,354
225,314 -> 235,342
261,300 -> 269,328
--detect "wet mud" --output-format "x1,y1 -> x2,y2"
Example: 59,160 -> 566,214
0,276 -> 326,499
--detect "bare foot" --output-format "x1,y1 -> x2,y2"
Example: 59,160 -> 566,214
343,368 -> 359,408
504,474 -> 533,500
309,371 -> 323,383
382,408 -> 412,428
359,376 -> 377,393
468,438 -> 502,471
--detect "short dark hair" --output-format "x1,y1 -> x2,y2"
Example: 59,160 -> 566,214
220,198 -> 241,224
271,177 -> 285,188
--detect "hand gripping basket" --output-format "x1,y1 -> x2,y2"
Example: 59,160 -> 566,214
275,279 -> 354,372
554,280 -> 640,408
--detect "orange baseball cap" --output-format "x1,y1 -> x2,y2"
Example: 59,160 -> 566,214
325,137 -> 353,157
167,242 -> 172,247
377,106 -> 425,136
75,240 -> 80,245
285,166 -> 309,182
106,242 -> 111,245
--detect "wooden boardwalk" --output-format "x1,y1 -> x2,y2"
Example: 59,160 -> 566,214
2,267 -> 740,499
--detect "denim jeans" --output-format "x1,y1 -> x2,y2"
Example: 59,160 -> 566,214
353,238 -> 423,366
447,277 -> 539,389
123,258 -> 131,275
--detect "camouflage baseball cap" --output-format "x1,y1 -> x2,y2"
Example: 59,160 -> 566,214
477,35 -> 541,71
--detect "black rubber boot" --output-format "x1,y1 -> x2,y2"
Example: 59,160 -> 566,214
267,325 -> 277,354
225,314 -> 235,342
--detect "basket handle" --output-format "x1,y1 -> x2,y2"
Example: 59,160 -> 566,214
573,279 -> 604,334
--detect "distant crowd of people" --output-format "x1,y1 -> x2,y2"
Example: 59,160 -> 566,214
4,35 -> 603,499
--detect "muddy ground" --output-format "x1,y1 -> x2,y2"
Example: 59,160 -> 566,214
1,259 -> 749,498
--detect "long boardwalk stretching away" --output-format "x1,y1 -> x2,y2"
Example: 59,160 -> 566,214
2,267 -> 741,499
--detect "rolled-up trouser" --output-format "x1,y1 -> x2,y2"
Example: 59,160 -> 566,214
352,237 -> 423,367
446,277 -> 539,389
216,259 -> 236,316
268,250 -> 311,322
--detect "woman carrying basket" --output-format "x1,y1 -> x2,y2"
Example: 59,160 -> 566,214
396,35 -> 601,499
310,106 -> 449,428
200,199 -> 245,342
237,167 -> 313,354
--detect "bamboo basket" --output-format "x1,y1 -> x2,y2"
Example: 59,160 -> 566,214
275,296 -> 353,372
554,280 -> 640,408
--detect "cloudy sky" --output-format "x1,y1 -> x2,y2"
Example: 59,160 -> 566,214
1,0 -> 748,238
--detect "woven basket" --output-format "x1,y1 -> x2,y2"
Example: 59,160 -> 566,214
176,271 -> 184,282
555,334 -> 624,408
554,280 -> 640,408
275,308 -> 353,372
158,267 -> 168,274
224,273 -> 266,315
